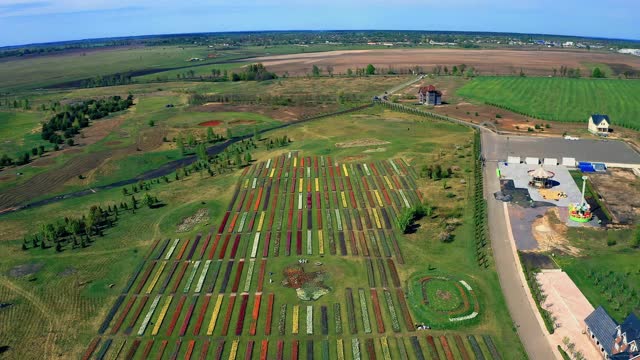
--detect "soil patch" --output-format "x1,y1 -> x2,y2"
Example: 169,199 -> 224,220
8,263 -> 43,278
363,147 -> 387,153
519,252 -> 558,270
176,208 -> 209,233
198,120 -> 222,127
282,265 -> 330,301
531,208 -> 580,255
588,168 -> 640,224
247,48 -> 640,76
335,138 -> 390,148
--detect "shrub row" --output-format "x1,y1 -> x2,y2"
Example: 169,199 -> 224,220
473,132 -> 490,268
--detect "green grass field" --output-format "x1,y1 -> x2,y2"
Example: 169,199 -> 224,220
0,107 -> 524,359
457,77 -> 640,129
555,225 -> 639,323
0,111 -> 50,158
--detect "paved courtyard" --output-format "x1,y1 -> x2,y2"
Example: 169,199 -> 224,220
498,163 -> 582,208
536,270 -> 601,360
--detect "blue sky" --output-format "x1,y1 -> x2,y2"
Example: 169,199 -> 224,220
0,0 -> 638,47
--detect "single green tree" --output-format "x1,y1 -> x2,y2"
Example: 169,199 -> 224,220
591,67 -> 605,78
312,65 -> 321,77
366,64 -> 376,75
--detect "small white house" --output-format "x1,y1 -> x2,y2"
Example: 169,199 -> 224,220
588,114 -> 611,136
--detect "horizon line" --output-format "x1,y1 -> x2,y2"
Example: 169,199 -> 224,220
3,29 -> 640,50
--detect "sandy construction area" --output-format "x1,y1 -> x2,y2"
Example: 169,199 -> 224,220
536,270 -> 601,360
247,48 -> 640,76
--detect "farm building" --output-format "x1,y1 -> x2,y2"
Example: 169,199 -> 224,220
584,306 -> 640,359
588,114 -> 611,136
418,85 -> 442,105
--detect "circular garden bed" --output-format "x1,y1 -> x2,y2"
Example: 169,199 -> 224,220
408,272 -> 480,328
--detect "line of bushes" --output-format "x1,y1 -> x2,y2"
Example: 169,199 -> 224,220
472,132 -> 490,268
519,255 -> 556,334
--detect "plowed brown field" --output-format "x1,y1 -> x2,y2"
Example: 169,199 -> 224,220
246,48 -> 640,76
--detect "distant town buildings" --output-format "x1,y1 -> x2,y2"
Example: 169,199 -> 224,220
619,48 -> 640,56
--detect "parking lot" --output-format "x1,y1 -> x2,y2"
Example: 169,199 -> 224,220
482,132 -> 640,164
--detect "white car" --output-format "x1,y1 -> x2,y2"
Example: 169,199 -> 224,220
564,135 -> 579,140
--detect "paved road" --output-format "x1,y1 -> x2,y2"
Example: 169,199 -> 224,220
482,130 -> 558,360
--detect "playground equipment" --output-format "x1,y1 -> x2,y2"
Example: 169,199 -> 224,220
569,176 -> 592,223
528,167 -> 555,188
538,189 -> 567,201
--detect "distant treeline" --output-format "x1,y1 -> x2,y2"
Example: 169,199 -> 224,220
5,30 -> 638,58
80,73 -> 134,88
42,95 -> 134,145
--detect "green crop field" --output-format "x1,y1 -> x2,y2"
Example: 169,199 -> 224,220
0,107 -> 524,359
457,77 -> 640,130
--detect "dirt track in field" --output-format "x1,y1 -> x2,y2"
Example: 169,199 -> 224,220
246,48 -> 640,76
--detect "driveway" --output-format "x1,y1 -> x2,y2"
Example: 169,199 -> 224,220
483,130 -> 558,360
536,270 -> 600,360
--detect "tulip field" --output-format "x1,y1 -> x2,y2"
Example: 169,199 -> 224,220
82,151 -> 503,359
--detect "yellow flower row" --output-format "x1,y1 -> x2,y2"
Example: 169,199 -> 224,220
151,295 -> 173,335
206,294 -> 224,335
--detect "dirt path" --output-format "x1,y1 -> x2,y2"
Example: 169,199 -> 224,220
0,276 -> 60,359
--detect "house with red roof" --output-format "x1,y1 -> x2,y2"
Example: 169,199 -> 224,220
417,85 -> 442,106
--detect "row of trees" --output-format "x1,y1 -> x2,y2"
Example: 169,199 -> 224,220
79,73 -> 134,88
21,195 -> 160,252
419,164 -> 453,180
176,127 -> 225,156
41,95 -> 134,145
430,64 -> 476,77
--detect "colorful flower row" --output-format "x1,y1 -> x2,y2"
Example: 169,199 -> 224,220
206,294 -> 224,335
98,295 -> 125,334
334,303 -> 343,334
137,294 -> 161,335
165,295 -> 186,336
345,288 -> 357,334
440,336 -> 455,360
263,293 -> 274,336
278,304 -> 287,335
306,305 -> 313,335
194,260 -> 211,293
358,289 -> 372,334
243,259 -> 255,293
380,338 -> 392,360
383,290 -> 401,332
370,289 -> 385,333
192,294 -> 210,335
426,335 -> 441,360
395,288 -> 415,332
179,296 -> 197,336
249,293 -> 261,336
124,295 -> 149,335
134,262 -> 157,294
230,260 -> 244,293
171,262 -> 189,293
234,294 -> 249,335
182,260 -> 201,293
352,338 -> 361,360
364,339 -> 376,360
292,304 -> 300,334
220,293 -> 236,336
152,295 -> 173,335
320,305 -> 329,335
